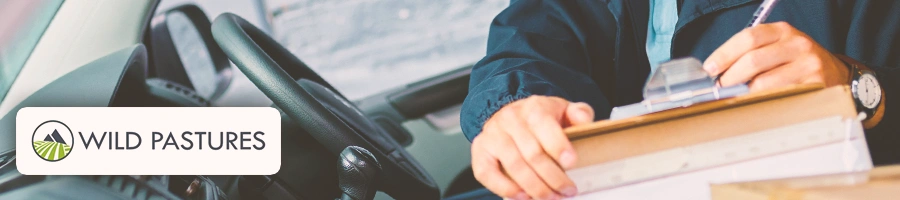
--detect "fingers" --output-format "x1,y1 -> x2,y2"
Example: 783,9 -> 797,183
745,51 -> 834,92
472,96 -> 590,199
521,97 -> 578,169
498,111 -> 577,197
564,102 -> 594,126
482,131 -> 560,199
746,63 -> 800,92
716,37 -> 804,86
471,137 -> 527,200
516,97 -> 579,196
704,22 -> 790,76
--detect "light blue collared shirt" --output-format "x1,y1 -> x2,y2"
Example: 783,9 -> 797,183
646,0 -> 679,73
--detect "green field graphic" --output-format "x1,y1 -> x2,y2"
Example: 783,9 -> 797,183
33,141 -> 71,161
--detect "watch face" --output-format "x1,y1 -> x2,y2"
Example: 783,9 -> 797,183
857,73 -> 882,109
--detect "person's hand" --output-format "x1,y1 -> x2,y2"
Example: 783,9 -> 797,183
471,95 -> 594,200
703,22 -> 850,91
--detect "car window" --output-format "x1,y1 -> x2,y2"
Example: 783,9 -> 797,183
266,0 -> 508,100
0,0 -> 63,103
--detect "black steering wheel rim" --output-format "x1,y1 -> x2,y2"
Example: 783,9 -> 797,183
210,13 -> 438,199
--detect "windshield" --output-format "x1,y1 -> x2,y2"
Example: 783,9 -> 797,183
266,0 -> 508,100
0,0 -> 63,103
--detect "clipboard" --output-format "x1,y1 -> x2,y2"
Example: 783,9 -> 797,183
563,85 -> 864,196
609,58 -> 750,120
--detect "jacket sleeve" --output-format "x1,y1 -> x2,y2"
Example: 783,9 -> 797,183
843,0 -> 900,165
460,0 -> 611,141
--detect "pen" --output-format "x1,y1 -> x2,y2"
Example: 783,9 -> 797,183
747,0 -> 781,27
714,0 -> 782,86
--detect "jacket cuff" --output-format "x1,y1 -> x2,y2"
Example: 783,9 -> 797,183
461,91 -> 533,141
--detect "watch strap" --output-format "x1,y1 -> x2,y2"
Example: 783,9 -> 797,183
835,55 -> 860,82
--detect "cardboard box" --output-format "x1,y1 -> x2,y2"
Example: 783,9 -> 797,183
711,165 -> 900,200
563,85 -> 873,198
569,137 -> 871,199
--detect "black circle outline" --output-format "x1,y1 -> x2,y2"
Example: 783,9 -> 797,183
31,120 -> 74,162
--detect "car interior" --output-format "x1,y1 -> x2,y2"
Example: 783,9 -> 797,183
0,2 -> 490,200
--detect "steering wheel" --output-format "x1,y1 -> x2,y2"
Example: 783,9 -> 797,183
210,13 -> 439,199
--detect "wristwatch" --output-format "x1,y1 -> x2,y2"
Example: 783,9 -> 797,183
848,62 -> 882,119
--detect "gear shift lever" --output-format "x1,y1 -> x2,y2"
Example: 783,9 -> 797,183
337,146 -> 382,200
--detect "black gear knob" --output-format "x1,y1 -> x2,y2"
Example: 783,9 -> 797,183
337,146 -> 382,200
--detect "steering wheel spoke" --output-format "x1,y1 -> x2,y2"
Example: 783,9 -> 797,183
210,13 -> 439,200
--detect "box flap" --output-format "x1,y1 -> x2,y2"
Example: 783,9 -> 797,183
711,165 -> 900,200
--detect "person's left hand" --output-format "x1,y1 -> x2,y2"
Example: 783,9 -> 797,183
703,22 -> 850,91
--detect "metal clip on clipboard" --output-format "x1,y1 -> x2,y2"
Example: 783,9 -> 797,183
609,58 -> 750,119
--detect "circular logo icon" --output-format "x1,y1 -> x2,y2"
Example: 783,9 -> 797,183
31,120 -> 74,162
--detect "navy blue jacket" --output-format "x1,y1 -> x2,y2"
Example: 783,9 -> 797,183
462,0 -> 900,165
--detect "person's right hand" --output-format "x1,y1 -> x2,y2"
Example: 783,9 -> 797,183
471,95 -> 595,200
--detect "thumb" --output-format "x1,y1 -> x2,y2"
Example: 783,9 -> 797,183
564,102 -> 594,126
